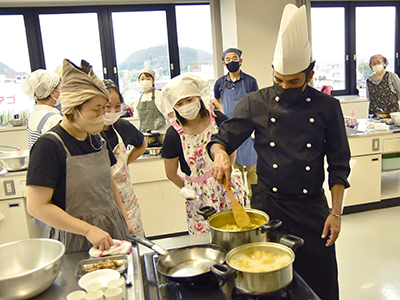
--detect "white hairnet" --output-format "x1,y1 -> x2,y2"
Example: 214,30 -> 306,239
21,69 -> 60,100
163,74 -> 212,108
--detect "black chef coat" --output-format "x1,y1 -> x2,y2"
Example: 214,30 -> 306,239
208,85 -> 351,300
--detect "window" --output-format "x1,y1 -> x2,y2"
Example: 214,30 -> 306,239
39,12 -> 103,75
311,1 -> 400,96
111,10 -> 170,106
0,3 -> 213,120
0,15 -> 31,118
355,6 -> 396,98
311,7 -> 345,92
175,4 -> 214,85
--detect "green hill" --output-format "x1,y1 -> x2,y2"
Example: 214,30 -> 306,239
118,45 -> 213,71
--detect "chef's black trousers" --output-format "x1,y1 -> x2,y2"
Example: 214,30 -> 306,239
252,187 -> 339,300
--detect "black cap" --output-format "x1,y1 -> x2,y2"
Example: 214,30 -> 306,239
103,79 -> 118,90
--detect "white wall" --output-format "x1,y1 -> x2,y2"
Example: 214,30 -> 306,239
219,0 -> 295,89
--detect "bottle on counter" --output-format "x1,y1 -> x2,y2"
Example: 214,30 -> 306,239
350,109 -> 356,128
367,114 -> 376,132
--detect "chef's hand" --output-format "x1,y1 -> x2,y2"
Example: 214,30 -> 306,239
86,225 -> 114,251
321,214 -> 341,247
211,144 -> 232,187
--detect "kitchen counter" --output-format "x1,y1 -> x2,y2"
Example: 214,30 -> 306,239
30,243 -> 145,300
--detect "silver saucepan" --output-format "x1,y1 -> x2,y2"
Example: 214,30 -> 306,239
198,206 -> 282,252
212,235 -> 304,295
129,235 -> 227,285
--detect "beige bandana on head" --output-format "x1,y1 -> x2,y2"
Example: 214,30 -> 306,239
61,59 -> 109,115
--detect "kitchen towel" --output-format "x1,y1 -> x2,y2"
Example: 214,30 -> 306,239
89,239 -> 132,258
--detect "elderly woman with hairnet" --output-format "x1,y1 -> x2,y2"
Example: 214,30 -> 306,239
161,74 -> 245,234
21,69 -> 63,150
26,59 -> 134,253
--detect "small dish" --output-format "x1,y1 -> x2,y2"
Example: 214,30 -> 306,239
75,255 -> 127,277
78,269 -> 120,290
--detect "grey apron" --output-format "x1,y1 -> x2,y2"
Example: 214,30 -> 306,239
137,89 -> 166,131
47,132 -> 130,253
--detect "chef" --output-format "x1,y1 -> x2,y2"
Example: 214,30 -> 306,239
208,4 -> 350,300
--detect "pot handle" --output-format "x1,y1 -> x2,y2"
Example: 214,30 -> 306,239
279,234 -> 304,252
210,263 -> 236,279
128,234 -> 169,256
260,219 -> 282,234
197,206 -> 217,220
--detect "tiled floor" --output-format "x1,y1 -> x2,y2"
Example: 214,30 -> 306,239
336,206 -> 400,300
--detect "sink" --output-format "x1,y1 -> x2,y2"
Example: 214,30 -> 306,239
346,127 -> 364,136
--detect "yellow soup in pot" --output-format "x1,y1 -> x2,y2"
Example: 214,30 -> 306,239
215,216 -> 265,231
229,249 -> 292,272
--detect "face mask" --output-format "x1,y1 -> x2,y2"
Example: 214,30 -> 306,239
74,109 -> 104,134
226,61 -> 241,73
273,78 -> 307,103
104,112 -> 121,126
175,99 -> 201,120
52,88 -> 61,106
372,64 -> 384,73
140,80 -> 153,92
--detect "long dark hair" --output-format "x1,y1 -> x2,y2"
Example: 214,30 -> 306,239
174,98 -> 208,126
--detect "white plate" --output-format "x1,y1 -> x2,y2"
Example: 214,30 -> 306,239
78,269 -> 120,289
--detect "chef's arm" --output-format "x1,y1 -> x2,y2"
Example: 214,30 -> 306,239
230,150 -> 237,165
214,97 -> 223,112
209,143 -> 232,187
111,177 -> 135,234
322,183 -> 344,247
164,157 -> 184,189
26,185 -> 114,250
127,138 -> 147,165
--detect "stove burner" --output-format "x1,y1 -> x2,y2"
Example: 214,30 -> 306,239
231,287 -> 292,300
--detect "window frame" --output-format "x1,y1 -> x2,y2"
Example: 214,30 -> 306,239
311,1 -> 400,96
0,3 -> 210,88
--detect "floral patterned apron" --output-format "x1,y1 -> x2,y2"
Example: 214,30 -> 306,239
170,105 -> 245,234
110,126 -> 145,237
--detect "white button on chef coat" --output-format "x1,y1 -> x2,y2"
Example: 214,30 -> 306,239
303,189 -> 308,194
270,142 -> 276,147
273,164 -> 278,169
306,143 -> 312,148
272,187 -> 278,192
275,96 -> 280,102
306,97 -> 311,102
271,118 -> 276,123
309,118 -> 314,123
305,166 -> 311,171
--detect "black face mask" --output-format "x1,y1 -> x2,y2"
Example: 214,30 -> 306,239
273,77 -> 308,102
226,61 -> 241,73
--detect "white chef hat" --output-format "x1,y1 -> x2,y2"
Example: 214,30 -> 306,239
163,74 -> 211,107
21,69 -> 60,100
272,4 -> 313,75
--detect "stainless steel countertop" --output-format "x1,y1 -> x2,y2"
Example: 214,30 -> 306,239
30,244 -> 145,300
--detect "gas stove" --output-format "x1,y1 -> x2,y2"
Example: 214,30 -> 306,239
142,251 -> 321,300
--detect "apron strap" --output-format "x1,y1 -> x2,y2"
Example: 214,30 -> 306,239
45,131 -> 72,157
185,169 -> 213,183
208,103 -> 217,124
169,118 -> 184,135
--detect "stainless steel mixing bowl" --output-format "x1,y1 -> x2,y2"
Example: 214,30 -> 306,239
0,239 -> 65,300
0,150 -> 29,171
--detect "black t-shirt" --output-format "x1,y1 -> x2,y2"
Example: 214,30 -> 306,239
103,118 -> 144,150
26,123 -> 117,210
161,110 -> 227,175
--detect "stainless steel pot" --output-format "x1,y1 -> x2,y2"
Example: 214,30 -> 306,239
129,235 -> 226,285
198,206 -> 282,252
212,236 -> 304,295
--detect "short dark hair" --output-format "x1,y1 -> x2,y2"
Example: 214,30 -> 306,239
174,98 -> 208,126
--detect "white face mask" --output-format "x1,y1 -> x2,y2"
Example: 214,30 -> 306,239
104,112 -> 121,126
74,109 -> 104,135
52,88 -> 61,106
175,100 -> 201,120
372,64 -> 384,73
140,80 -> 153,92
